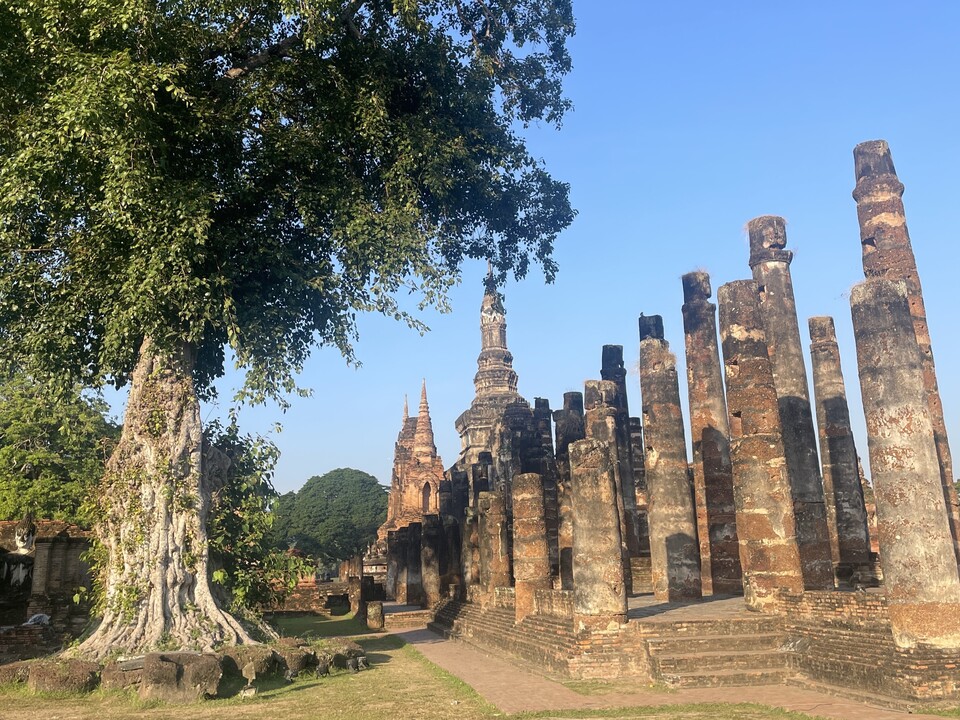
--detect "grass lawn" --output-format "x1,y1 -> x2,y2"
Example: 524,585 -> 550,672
267,607 -> 373,638
0,626 -> 834,720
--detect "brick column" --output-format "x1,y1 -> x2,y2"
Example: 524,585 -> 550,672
808,316 -> 872,579
569,439 -> 627,629
394,526 -> 410,604
421,515 -> 442,608
512,472 -> 551,622
554,392 -> 585,590
533,397 -> 560,575
718,280 -> 804,611
385,530 -> 400,600
850,279 -> 960,648
462,507 -> 480,588
853,140 -> 960,566
404,522 -> 423,606
629,417 -> 651,555
478,491 -> 511,593
748,215 -> 834,590
584,379 -> 633,596
601,345 -> 643,557
638,314 -> 702,602
681,271 -> 743,595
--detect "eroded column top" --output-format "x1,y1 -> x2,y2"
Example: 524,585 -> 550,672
808,316 -> 838,344
638,314 -> 664,341
682,271 -> 712,303
748,215 -> 793,267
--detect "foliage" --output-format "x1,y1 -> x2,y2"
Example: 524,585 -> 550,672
205,419 -> 310,611
0,0 -> 576,404
0,376 -> 119,523
271,467 -> 388,562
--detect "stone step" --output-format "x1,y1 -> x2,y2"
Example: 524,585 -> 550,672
637,617 -> 782,637
648,632 -> 783,654
661,667 -> 794,688
785,677 -> 920,713
656,648 -> 788,673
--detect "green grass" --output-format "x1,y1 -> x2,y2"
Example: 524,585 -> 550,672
267,608 -> 374,638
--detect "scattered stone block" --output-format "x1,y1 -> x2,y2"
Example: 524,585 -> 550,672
27,659 -> 99,694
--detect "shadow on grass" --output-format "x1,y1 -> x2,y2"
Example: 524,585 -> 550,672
266,609 -> 375,639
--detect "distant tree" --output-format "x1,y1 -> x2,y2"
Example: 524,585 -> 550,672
271,468 -> 387,563
0,377 -> 119,524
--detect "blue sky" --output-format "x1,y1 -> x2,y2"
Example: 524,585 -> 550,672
110,3 -> 960,494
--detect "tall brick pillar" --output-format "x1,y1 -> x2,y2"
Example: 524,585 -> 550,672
533,397 -> 561,575
681,271 -> 743,596
850,279 -> 960,648
629,417 -> 651,556
638,315 -> 702,602
718,281 -> 805,611
404,522 -> 423,606
748,215 -> 834,590
569,439 -> 627,629
512,472 -> 551,622
462,507 -> 480,588
584,380 -> 633,596
421,515 -> 443,608
395,526 -> 410,604
478,491 -> 511,593
554,391 -> 584,590
385,530 -> 400,600
601,345 -> 643,558
808,316 -> 872,580
853,140 -> 960,566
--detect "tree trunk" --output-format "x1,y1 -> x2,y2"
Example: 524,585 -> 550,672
75,339 -> 252,659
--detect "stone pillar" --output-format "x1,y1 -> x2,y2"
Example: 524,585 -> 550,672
477,491 -> 511,593
512,472 -> 551,622
601,345 -> 643,558
853,140 -> 960,565
469,453 -> 492,509
554,392 -> 584,590
385,530 -> 400,600
533,397 -> 561,575
718,281 -> 805,611
638,315 -> 702,602
681,271 -> 743,595
442,515 -> 462,594
366,601 -> 384,630
748,215 -> 834,590
569,439 -> 627,629
808,316 -> 872,579
462,507 -> 480,588
421,515 -> 443,608
394,526 -> 409,605
404,522 -> 423,606
850,279 -> 960,648
629,417 -> 651,555
584,380 -> 633,596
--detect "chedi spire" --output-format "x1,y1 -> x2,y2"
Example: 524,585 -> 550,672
414,380 -> 437,458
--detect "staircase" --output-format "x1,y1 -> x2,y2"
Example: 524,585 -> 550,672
630,556 -> 653,593
430,599 -> 576,676
643,616 -> 790,688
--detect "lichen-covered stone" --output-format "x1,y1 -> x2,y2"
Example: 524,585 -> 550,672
27,659 -> 99,694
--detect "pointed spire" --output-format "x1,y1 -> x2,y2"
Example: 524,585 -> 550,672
414,379 -> 437,457
402,394 -> 409,423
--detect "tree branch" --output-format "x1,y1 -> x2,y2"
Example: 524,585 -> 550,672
223,35 -> 302,81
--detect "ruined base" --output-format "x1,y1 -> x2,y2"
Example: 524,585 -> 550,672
428,589 -> 960,705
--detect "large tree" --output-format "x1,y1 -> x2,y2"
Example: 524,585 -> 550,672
271,468 -> 388,563
0,0 -> 574,657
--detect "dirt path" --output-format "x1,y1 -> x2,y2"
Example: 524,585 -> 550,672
396,628 -> 945,720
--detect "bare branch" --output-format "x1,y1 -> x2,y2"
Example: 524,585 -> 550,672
223,35 -> 302,80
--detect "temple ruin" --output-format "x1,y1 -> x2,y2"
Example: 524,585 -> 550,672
367,140 -> 960,707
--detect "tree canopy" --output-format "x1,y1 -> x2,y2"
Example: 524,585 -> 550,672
271,467 -> 388,562
0,377 -> 119,523
0,0 -> 576,402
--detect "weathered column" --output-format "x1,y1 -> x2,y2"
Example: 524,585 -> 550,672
533,397 -> 560,575
850,279 -> 960,648
638,315 -> 702,602
853,140 -> 960,565
421,515 -> 443,608
477,491 -> 511,593
629,417 -> 651,556
404,522 -> 423,606
748,215 -> 834,590
462,507 -> 480,588
554,392 -> 584,591
442,515 -> 462,593
395,526 -> 410,604
512,472 -> 551,622
584,380 -> 633,596
569,439 -> 627,629
681,271 -> 743,595
718,281 -> 805,611
808,316 -> 872,579
385,530 -> 400,600
601,345 -> 643,557
469,453 -> 492,509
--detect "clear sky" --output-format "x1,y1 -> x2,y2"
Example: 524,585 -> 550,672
109,3 -> 960,495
